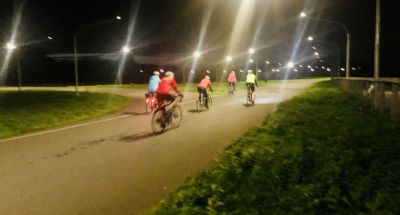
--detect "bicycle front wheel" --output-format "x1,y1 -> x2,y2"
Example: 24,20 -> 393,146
170,105 -> 183,128
151,109 -> 165,134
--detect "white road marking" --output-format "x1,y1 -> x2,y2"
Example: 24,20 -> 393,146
0,115 -> 130,143
0,95 -> 218,143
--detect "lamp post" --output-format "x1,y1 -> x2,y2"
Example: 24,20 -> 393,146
374,0 -> 381,79
300,12 -> 351,78
5,42 -> 21,91
73,16 -> 122,96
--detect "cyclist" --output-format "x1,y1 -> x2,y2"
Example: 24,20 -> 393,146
156,71 -> 183,111
197,75 -> 213,109
246,70 -> 258,104
148,71 -> 161,95
227,71 -> 237,93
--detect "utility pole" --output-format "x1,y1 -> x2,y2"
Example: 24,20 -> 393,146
374,0 -> 381,79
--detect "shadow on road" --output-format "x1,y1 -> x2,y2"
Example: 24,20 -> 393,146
187,109 -> 206,113
120,132 -> 154,142
123,111 -> 149,116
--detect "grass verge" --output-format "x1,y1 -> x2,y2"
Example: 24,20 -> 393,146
0,91 -> 130,140
152,81 -> 400,214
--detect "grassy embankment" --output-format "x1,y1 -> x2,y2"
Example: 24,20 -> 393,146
152,81 -> 400,214
0,91 -> 129,139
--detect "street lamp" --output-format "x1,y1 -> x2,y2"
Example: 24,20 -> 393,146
74,16 -> 122,96
300,12 -> 351,78
193,50 -> 201,58
248,48 -> 255,54
122,46 -> 130,54
287,61 -> 294,69
226,55 -> 232,62
307,36 -> 314,41
6,42 -> 16,50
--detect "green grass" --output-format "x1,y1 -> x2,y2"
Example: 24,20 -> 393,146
152,81 -> 400,214
0,91 -> 130,139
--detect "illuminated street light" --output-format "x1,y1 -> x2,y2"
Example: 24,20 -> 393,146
278,62 -> 282,66
226,55 -> 232,62
257,70 -> 262,73
47,36 -> 53,40
307,36 -> 314,41
300,11 -> 351,78
314,52 -> 320,56
116,16 -> 122,20
312,46 -> 317,50
265,61 -> 270,64
341,68 -> 346,71
249,59 -> 254,63
193,50 -> 201,58
248,48 -> 255,54
206,70 -> 211,73
223,70 -> 227,73
287,62 -> 294,69
6,42 -> 16,50
139,70 -> 144,73
190,70 -> 195,73
122,46 -> 130,54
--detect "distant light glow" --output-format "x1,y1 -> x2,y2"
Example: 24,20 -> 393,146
223,70 -> 227,73
140,70 -> 144,73
312,46 -> 317,50
300,12 -> 307,18
265,61 -> 270,64
299,64 -> 303,68
226,55 -> 232,62
314,52 -> 319,56
160,69 -> 164,73
352,67 -> 356,70
320,60 -> 324,62
287,62 -> 294,69
341,68 -> 346,71
311,68 -> 315,72
6,42 -> 16,50
48,36 -> 53,40
116,16 -> 122,20
240,70 -> 244,73
248,48 -> 255,54
294,69 -> 298,72
307,36 -> 314,41
193,50 -> 201,58
206,70 -> 211,73
190,70 -> 195,73
278,62 -> 282,66
122,46 -> 130,54
257,70 -> 262,73
249,59 -> 254,63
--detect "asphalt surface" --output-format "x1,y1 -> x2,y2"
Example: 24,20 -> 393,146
0,80 -> 320,215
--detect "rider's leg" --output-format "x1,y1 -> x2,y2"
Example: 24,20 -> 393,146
203,89 -> 209,108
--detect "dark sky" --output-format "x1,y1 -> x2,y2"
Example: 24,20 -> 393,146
0,0 -> 399,84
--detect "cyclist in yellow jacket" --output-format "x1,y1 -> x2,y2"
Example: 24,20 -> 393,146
246,70 -> 258,104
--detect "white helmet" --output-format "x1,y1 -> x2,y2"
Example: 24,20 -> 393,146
153,71 -> 160,75
165,71 -> 174,77
247,70 -> 253,73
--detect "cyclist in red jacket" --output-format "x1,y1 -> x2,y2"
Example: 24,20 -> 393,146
197,75 -> 213,109
156,71 -> 183,110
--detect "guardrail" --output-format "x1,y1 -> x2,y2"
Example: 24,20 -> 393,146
333,78 -> 400,119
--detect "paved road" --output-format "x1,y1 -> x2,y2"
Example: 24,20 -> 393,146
0,80 -> 319,215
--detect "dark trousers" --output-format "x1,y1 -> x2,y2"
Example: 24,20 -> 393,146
197,87 -> 209,106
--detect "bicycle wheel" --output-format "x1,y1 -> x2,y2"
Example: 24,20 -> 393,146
151,109 -> 165,134
208,95 -> 212,106
170,105 -> 183,128
196,96 -> 203,111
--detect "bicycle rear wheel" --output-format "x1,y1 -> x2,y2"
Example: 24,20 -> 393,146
170,105 -> 183,128
208,95 -> 212,106
151,109 -> 165,134
145,99 -> 152,114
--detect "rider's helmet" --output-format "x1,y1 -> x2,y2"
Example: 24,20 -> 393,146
205,75 -> 210,80
247,70 -> 253,73
153,71 -> 160,75
165,71 -> 174,77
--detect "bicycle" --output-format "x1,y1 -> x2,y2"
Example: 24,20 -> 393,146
246,84 -> 255,106
228,82 -> 235,96
145,92 -> 158,114
151,95 -> 183,134
196,91 -> 212,111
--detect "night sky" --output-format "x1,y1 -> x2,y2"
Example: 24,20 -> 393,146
0,0 -> 398,85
